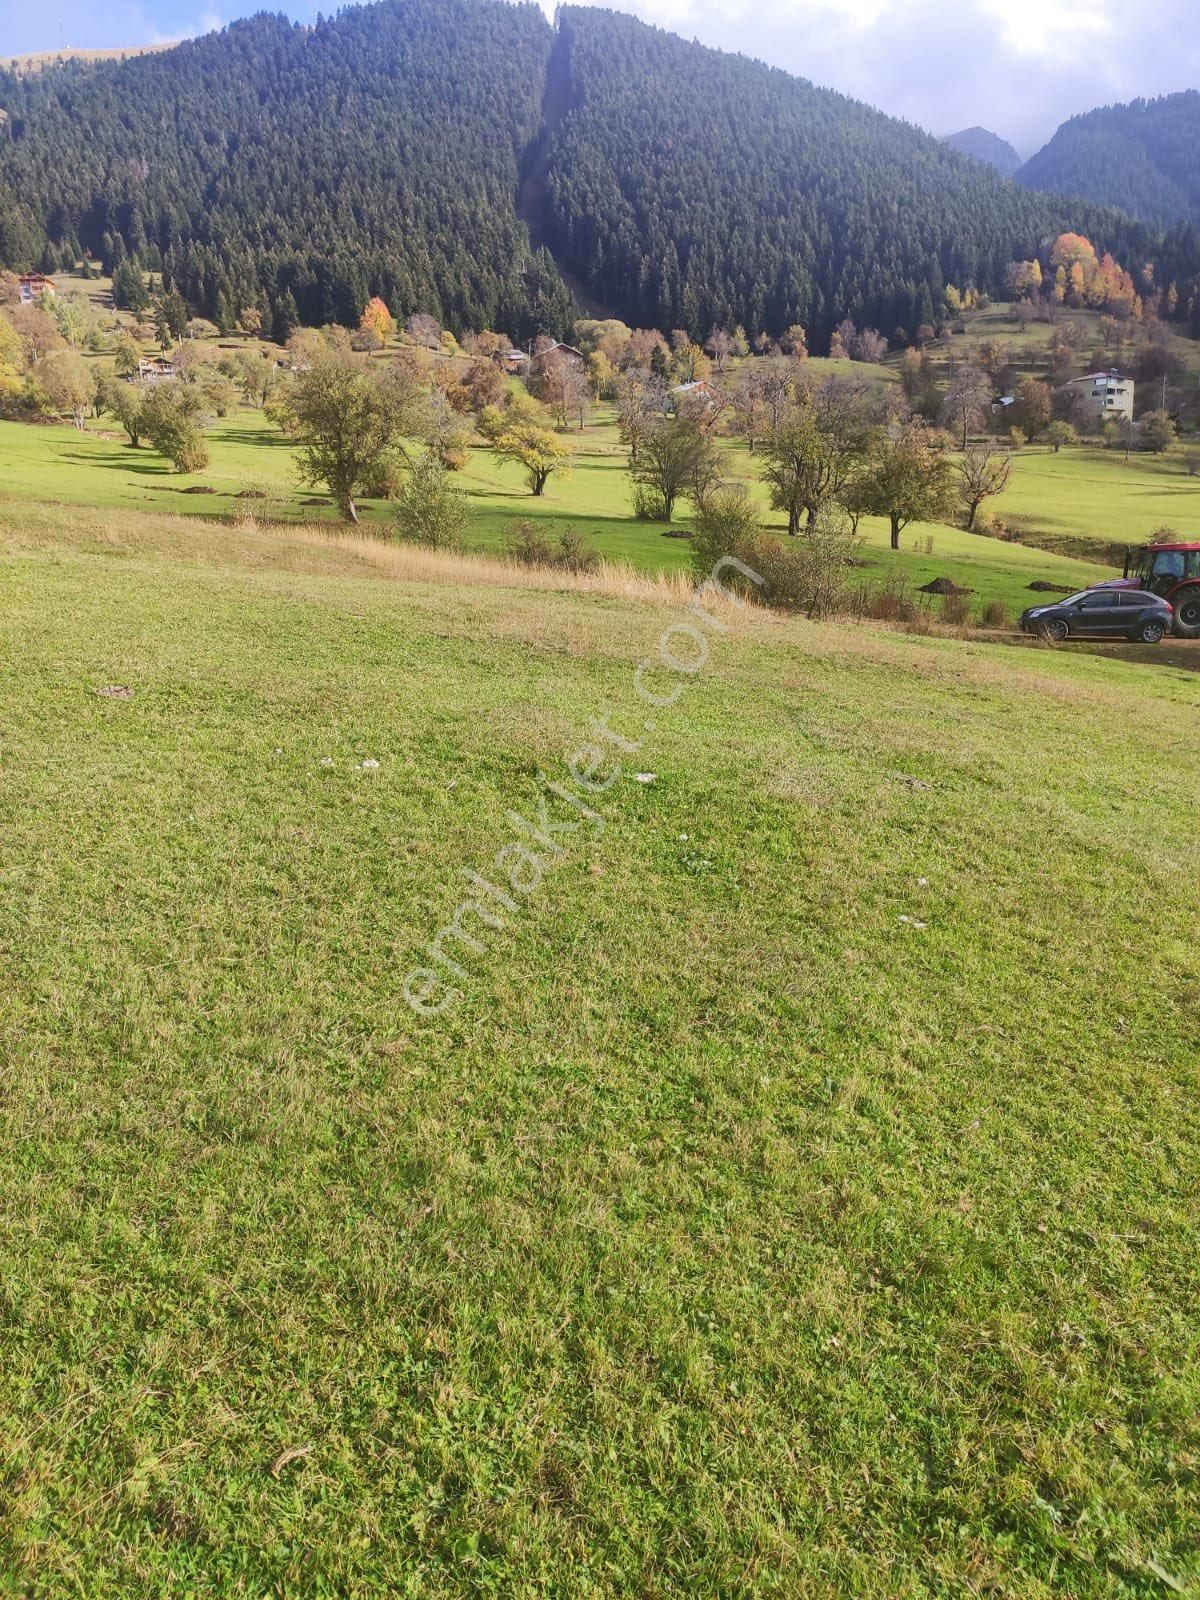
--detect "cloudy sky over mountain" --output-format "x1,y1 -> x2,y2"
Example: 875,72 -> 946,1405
6,0 -> 1199,152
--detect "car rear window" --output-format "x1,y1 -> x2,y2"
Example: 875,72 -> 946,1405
1123,592 -> 1160,605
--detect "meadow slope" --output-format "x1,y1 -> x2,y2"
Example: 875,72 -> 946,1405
0,509 -> 1198,1596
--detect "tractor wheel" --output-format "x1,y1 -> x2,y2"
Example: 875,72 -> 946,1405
1173,589 -> 1200,639
1043,618 -> 1069,643
1139,620 -> 1166,644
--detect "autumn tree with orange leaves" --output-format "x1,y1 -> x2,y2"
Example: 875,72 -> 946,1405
359,296 -> 396,346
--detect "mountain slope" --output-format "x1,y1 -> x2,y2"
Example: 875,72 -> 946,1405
0,2 -> 571,338
1019,92 -> 1200,228
536,7 -> 1145,342
942,126 -> 1021,178
0,0 -> 1161,341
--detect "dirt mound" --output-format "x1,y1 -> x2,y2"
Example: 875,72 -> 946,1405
182,484 -> 217,495
236,488 -> 268,500
1027,580 -> 1074,593
919,576 -> 973,596
661,529 -> 693,540
302,497 -> 332,506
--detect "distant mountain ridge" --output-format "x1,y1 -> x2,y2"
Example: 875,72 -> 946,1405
1018,91 -> 1200,228
942,127 -> 1021,178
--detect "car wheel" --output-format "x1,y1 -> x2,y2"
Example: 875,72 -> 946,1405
1043,618 -> 1069,643
1138,620 -> 1165,644
1173,590 -> 1200,639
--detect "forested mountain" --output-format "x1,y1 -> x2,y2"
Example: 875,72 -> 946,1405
0,0 -> 1187,344
535,8 -> 1148,344
1019,92 -> 1200,229
0,2 -> 572,339
942,127 -> 1021,178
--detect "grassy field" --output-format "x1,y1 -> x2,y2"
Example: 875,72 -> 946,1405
1000,445 -> 1200,558
0,503 -> 1197,1596
0,413 -> 1119,613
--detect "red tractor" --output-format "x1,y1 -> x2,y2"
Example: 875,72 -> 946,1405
1102,540 -> 1200,638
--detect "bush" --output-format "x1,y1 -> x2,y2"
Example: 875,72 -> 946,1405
174,434 -> 210,473
1138,410 -> 1176,454
360,456 -> 406,499
391,451 -> 467,549
555,526 -> 600,573
941,591 -> 971,626
846,574 -> 930,625
977,599 -> 1009,628
505,521 -> 599,572
689,485 -> 760,577
692,491 -> 858,616
631,483 -> 669,521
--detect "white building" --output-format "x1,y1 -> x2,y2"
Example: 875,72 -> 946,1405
1064,370 -> 1135,423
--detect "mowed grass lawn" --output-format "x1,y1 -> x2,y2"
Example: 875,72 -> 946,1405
1,506 -> 1198,1596
0,414 -> 1115,613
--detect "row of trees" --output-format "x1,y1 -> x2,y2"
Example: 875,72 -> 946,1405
618,371 -> 994,549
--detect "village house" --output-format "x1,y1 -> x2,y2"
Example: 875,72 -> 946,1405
1062,370 -> 1135,423
494,348 -> 530,374
18,272 -> 57,304
137,356 -> 176,382
530,340 -> 585,373
671,378 -> 717,408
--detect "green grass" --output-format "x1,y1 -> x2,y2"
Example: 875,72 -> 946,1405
0,413 -> 1117,612
0,504 -> 1198,1596
1002,445 -> 1200,557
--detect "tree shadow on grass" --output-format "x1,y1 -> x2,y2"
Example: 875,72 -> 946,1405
468,501 -> 652,536
212,426 -> 294,450
59,450 -> 176,478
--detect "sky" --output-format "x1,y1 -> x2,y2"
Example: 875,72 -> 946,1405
4,0 -> 1199,153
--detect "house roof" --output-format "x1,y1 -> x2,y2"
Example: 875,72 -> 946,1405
1068,370 -> 1129,385
534,341 -> 584,361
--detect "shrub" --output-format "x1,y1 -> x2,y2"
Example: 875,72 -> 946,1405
555,526 -> 600,573
977,599 -> 1010,628
505,520 -> 556,566
174,434 -> 210,473
692,492 -> 858,616
632,483 -> 669,521
391,451 -> 467,549
689,485 -> 760,577
847,574 -> 930,624
505,521 -> 599,572
360,456 -> 406,499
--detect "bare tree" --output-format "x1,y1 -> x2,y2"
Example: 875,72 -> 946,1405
940,364 -> 992,449
705,328 -> 735,371
615,370 -> 667,463
533,349 -> 590,430
405,312 -> 442,349
958,445 -> 1012,531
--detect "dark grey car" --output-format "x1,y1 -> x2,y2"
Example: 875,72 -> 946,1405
1020,589 -> 1174,644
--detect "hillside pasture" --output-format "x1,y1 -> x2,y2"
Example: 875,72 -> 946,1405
0,504 -> 1197,1595
0,414 -> 1116,615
